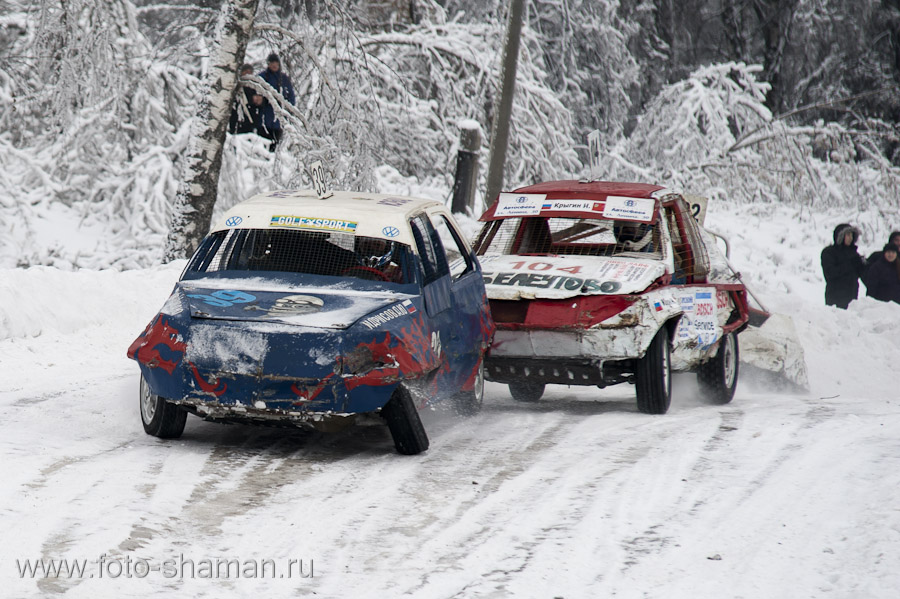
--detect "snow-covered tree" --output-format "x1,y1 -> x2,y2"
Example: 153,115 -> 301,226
602,62 -> 900,212
164,0 -> 259,261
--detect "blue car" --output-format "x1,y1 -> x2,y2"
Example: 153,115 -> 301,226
128,190 -> 494,454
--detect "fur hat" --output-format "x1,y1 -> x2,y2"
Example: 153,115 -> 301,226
267,53 -> 280,64
833,224 -> 859,245
883,244 -> 898,256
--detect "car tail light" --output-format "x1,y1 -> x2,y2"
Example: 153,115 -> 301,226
489,300 -> 529,323
490,295 -> 636,329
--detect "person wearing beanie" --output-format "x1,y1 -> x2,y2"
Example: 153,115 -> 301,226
258,52 -> 296,151
865,230 -> 900,268
865,244 -> 900,304
821,223 -> 865,309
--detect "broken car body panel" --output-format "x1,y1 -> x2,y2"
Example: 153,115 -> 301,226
475,180 -> 749,386
128,190 -> 494,426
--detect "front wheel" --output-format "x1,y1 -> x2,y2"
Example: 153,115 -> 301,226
382,385 -> 429,455
636,327 -> 672,414
140,375 -> 187,438
697,332 -> 739,404
509,381 -> 545,402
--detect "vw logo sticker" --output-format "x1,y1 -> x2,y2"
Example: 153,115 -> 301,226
382,226 -> 400,238
226,216 -> 243,227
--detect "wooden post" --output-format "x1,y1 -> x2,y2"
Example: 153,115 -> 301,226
451,121 -> 482,215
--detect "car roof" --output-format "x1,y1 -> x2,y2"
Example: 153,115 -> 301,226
212,189 -> 445,246
480,179 -> 675,223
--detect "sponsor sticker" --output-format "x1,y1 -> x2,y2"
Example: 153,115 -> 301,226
266,190 -> 297,199
482,271 -> 605,292
539,199 -> 602,212
270,215 -> 358,233
360,301 -> 415,330
602,196 -> 656,222
593,259 -> 654,283
494,193 -> 546,217
675,289 -> 718,347
645,290 -> 679,323
378,197 -> 413,206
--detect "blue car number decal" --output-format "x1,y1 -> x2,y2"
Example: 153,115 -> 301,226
186,290 -> 257,307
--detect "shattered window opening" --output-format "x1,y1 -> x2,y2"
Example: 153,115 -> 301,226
186,229 -> 417,284
475,217 -> 662,259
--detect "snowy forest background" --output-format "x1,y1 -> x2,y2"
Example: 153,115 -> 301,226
2,0 -> 899,269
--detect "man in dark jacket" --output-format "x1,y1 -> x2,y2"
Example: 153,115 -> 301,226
821,223 -> 865,309
865,245 -> 900,304
258,53 -> 296,151
228,64 -> 263,135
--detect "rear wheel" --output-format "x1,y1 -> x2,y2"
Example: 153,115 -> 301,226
140,375 -> 187,438
636,327 -> 672,414
453,359 -> 484,416
697,332 -> 739,404
509,381 -> 545,402
382,385 -> 429,455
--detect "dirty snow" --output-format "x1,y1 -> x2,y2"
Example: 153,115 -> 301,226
1,202 -> 899,598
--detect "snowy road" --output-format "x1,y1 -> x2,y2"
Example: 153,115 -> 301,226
2,266 -> 900,598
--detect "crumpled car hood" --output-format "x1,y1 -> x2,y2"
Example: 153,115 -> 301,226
479,254 -> 666,300
176,282 -> 412,330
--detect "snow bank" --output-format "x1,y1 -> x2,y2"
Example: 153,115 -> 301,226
707,201 -> 900,398
0,263 -> 184,342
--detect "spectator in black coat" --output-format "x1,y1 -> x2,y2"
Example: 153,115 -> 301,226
228,64 -> 263,135
865,245 -> 900,304
821,223 -> 865,309
258,53 -> 296,151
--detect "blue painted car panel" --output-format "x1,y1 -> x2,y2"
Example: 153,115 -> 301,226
129,265 -> 494,421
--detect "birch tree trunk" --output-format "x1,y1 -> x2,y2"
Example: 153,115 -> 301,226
163,0 -> 259,262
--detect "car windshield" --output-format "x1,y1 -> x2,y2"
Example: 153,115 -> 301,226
184,228 -> 417,284
475,217 -> 661,258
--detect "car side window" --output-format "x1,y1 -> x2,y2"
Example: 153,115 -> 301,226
432,214 -> 474,279
409,214 -> 449,285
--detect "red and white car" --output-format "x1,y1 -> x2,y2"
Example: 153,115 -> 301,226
474,180 -> 750,414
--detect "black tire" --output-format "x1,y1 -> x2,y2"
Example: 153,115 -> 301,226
697,331 -> 739,404
382,385 -> 429,455
453,359 -> 485,416
140,375 -> 187,438
509,381 -> 545,402
636,327 -> 672,414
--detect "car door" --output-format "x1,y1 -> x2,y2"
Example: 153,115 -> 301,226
408,213 -> 454,398
426,209 -> 489,393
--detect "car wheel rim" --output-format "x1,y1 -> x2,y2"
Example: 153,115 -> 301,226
723,334 -> 736,387
140,377 -> 157,424
474,361 -> 485,403
662,341 -> 671,395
